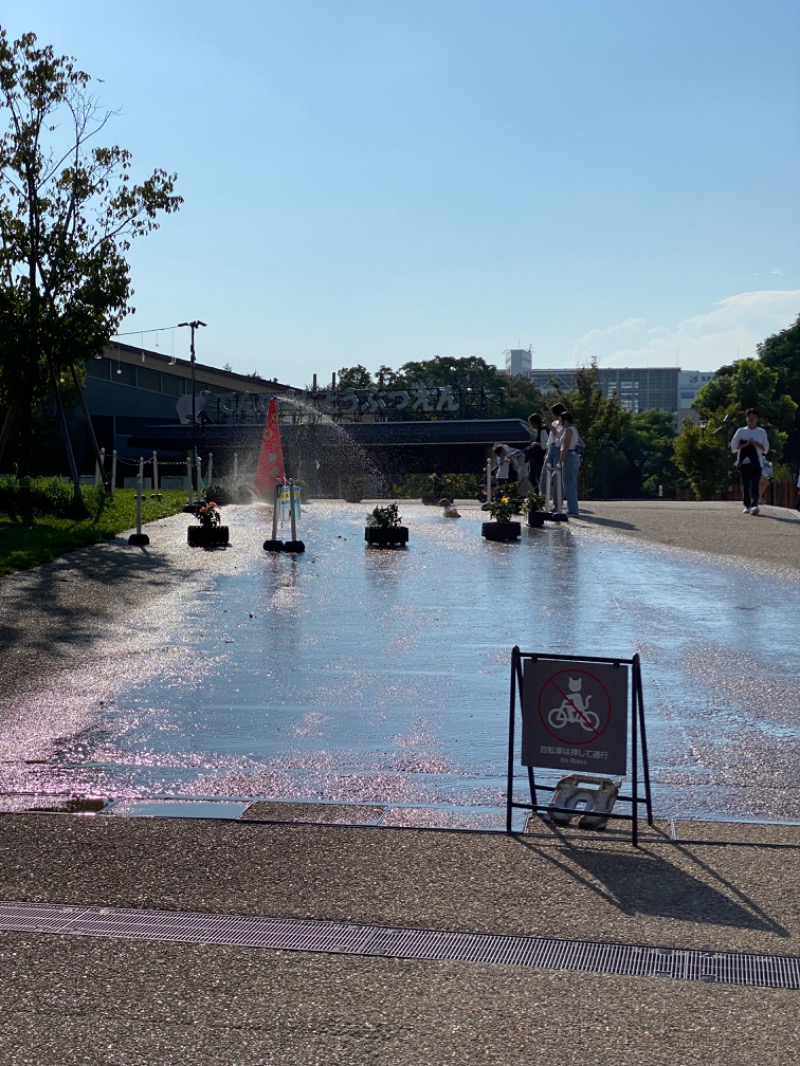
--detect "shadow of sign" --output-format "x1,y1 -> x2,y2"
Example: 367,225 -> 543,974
563,846 -> 786,936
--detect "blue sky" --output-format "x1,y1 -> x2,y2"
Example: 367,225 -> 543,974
3,0 -> 799,384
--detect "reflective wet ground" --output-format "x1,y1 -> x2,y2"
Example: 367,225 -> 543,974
2,501 -> 799,826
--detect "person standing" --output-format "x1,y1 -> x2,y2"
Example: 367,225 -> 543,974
539,402 -> 566,500
730,408 -> 769,515
559,410 -> 581,517
525,413 -> 549,488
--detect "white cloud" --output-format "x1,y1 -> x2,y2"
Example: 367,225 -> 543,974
571,290 -> 800,372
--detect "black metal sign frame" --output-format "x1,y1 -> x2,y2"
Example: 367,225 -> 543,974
506,647 -> 653,845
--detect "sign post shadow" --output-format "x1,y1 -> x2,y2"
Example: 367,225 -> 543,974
506,647 -> 653,845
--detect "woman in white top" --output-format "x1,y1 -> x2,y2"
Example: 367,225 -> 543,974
539,402 -> 566,498
730,408 -> 769,515
559,410 -> 581,517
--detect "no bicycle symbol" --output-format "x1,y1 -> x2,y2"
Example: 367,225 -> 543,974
539,669 -> 610,746
521,659 -> 628,775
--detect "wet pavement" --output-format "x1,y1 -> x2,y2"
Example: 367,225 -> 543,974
1,499 -> 798,827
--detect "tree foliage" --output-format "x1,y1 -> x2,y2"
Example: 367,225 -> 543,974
692,357 -> 797,467
0,29 -> 182,471
619,409 -> 683,497
555,364 -> 631,498
335,364 -> 373,389
672,419 -> 727,500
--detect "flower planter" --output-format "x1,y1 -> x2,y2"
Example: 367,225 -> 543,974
188,524 -> 230,547
526,511 -> 546,528
482,521 -> 521,542
365,526 -> 409,547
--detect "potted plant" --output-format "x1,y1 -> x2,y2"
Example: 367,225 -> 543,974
481,494 -> 522,541
188,500 -> 230,547
365,501 -> 409,547
521,490 -> 547,528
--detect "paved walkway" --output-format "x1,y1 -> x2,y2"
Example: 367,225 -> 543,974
0,500 -> 799,1064
0,812 -> 799,1064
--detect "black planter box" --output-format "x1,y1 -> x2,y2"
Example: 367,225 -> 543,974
526,511 -> 546,528
365,526 -> 409,547
188,524 -> 230,547
482,521 -> 521,541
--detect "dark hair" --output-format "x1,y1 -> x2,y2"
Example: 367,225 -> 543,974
527,412 -> 543,428
560,410 -> 573,424
745,408 -> 759,417
551,402 -> 566,417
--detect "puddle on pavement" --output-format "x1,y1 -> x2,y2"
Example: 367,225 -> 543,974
3,502 -> 800,826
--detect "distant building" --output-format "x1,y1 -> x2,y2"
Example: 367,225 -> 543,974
676,370 -> 717,422
526,366 -> 715,416
504,348 -> 532,376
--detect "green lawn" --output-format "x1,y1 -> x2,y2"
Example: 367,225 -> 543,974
0,489 -> 189,577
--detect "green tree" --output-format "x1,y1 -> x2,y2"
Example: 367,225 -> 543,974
557,364 -> 631,498
335,364 -> 374,389
502,373 -> 547,421
757,313 -> 800,465
692,357 -> 796,470
393,355 -> 505,418
673,419 -> 726,499
619,409 -> 683,497
0,30 -> 182,479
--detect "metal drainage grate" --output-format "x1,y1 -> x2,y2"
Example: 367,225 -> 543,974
0,900 -> 797,990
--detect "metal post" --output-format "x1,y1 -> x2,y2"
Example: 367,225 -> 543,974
186,457 -> 193,506
207,452 -> 214,489
111,450 -> 117,495
95,448 -> 105,487
486,457 -> 492,502
127,458 -> 150,545
289,481 -> 298,542
506,647 -> 519,833
136,458 -> 144,533
233,452 -> 239,482
178,320 -> 207,463
153,451 -> 159,493
273,483 -> 281,540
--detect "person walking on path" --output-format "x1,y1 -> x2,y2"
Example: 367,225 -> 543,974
559,410 -> 581,516
730,408 -> 769,515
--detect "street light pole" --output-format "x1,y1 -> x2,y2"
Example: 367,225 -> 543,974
178,320 -> 207,493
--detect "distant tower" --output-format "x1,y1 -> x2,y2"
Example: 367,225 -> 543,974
504,347 -> 532,376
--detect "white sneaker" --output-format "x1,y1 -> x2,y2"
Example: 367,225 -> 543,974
750,505 -> 759,515
743,506 -> 751,514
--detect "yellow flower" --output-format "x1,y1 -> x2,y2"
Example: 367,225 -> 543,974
501,497 -> 509,504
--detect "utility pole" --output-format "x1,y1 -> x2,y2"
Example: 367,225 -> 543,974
178,320 -> 207,493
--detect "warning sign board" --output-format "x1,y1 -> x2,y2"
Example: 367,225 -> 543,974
521,659 -> 628,775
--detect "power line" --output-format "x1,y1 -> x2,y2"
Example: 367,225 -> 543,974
112,324 -> 183,337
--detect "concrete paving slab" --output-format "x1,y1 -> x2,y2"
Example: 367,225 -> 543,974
0,932 -> 797,1066
1,815 -> 798,958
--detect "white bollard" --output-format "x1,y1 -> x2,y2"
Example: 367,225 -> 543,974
95,447 -> 105,487
127,457 -> 150,545
136,458 -> 144,531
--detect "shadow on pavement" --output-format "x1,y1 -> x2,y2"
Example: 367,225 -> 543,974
513,833 -> 788,937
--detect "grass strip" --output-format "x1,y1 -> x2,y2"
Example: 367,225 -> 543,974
0,489 -> 189,577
